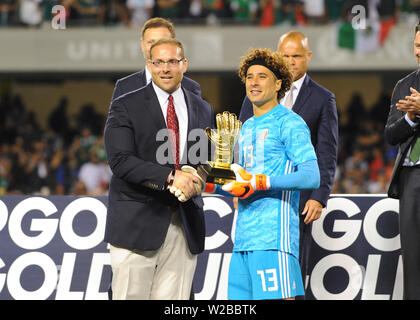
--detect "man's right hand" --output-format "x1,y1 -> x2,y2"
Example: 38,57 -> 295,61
168,169 -> 203,201
397,87 -> 420,121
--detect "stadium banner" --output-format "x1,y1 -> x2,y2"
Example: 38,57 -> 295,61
0,194 -> 401,300
0,25 -> 415,72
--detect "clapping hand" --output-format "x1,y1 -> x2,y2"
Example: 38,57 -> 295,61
396,87 -> 420,121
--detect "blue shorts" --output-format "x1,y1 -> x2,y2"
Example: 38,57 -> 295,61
228,250 -> 304,300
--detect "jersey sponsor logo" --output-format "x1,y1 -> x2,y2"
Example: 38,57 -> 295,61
258,129 -> 268,141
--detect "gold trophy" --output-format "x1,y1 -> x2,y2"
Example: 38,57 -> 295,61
197,111 -> 242,185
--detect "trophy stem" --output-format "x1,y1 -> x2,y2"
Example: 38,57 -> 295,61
197,161 -> 236,185
213,162 -> 231,170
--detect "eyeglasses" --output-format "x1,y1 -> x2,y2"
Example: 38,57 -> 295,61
149,58 -> 185,68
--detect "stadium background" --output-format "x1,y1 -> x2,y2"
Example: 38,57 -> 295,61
0,0 -> 418,300
0,1 -> 419,197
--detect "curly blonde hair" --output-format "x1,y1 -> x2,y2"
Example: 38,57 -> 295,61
238,48 -> 293,100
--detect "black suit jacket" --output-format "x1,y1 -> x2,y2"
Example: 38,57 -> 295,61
385,69 -> 420,199
112,69 -> 202,101
239,75 -> 338,211
104,82 -> 214,254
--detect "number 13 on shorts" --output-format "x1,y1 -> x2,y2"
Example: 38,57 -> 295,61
227,251 -> 304,299
257,269 -> 278,292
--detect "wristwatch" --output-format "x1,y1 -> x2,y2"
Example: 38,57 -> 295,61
166,169 -> 176,188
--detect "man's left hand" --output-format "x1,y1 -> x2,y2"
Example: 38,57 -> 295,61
222,164 -> 269,199
302,199 -> 323,224
396,87 -> 420,120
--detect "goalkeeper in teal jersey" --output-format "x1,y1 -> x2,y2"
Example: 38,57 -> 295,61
206,48 -> 320,300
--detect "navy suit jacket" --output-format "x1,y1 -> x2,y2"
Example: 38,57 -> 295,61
112,69 -> 202,101
239,75 -> 338,212
384,69 -> 420,199
104,82 -> 214,254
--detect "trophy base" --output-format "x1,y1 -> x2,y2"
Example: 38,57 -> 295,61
197,162 -> 236,185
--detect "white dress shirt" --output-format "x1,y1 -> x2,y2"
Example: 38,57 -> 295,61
145,66 -> 152,84
152,82 -> 188,164
403,114 -> 420,166
280,73 -> 307,108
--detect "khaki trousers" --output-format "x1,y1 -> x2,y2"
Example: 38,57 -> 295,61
110,210 -> 197,300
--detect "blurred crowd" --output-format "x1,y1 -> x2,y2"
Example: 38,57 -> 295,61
333,90 -> 397,194
0,88 -> 397,196
0,94 -> 111,196
0,0 -> 418,28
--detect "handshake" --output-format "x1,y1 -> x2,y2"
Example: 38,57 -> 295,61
168,164 -> 270,201
168,166 -> 206,202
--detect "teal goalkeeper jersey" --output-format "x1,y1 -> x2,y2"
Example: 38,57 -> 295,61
234,104 -> 317,257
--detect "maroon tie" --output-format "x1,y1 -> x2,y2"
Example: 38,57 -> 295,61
167,95 -> 180,170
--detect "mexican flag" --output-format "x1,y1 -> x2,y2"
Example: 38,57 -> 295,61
338,17 -> 395,52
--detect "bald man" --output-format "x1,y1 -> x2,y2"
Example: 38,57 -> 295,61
238,31 -> 338,297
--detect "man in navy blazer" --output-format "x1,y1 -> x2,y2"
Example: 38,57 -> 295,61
238,31 -> 338,295
106,17 -> 204,300
111,17 -> 201,101
104,39 -> 214,299
384,23 -> 420,300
